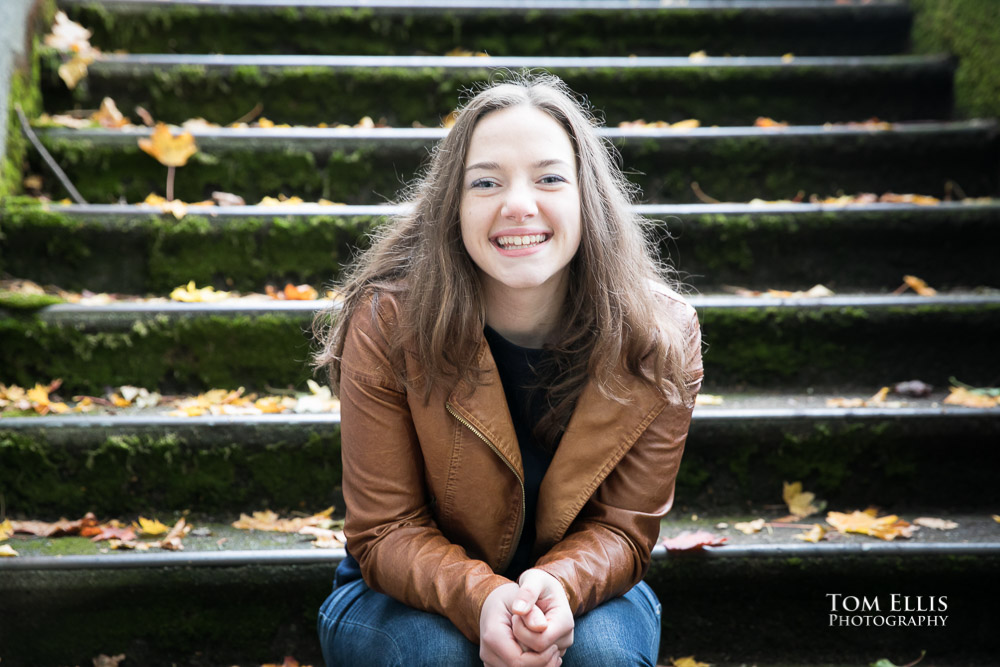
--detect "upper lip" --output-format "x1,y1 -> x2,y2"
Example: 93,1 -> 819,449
489,227 -> 551,242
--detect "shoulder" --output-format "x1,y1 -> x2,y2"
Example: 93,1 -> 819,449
647,280 -> 699,331
340,284 -> 408,385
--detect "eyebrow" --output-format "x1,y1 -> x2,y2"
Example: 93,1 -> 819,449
464,159 -> 572,172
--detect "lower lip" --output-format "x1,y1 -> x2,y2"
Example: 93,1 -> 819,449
492,237 -> 550,257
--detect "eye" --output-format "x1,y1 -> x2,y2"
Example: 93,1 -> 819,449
469,178 -> 499,189
539,175 -> 568,185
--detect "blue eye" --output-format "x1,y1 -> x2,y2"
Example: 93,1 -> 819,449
539,175 -> 568,185
470,178 -> 498,189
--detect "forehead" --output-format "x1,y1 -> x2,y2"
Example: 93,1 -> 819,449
465,105 -> 576,165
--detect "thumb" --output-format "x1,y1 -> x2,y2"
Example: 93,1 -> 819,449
511,577 -> 543,616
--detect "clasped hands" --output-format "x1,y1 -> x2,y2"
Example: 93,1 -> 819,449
479,568 -> 574,667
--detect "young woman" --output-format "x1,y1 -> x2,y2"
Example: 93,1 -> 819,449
313,73 -> 703,667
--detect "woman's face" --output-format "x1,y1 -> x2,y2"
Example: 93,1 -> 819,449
460,105 -> 582,301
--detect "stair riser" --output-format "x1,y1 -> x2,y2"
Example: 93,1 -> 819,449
62,3 -> 912,57
1,554 -> 996,665
40,56 -> 955,127
5,203 -> 1000,293
30,129 -> 1000,204
1,303 -> 996,394
3,413 -> 997,517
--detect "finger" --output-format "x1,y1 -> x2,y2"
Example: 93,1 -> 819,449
523,603 -> 548,631
511,584 -> 542,616
512,613 -> 555,654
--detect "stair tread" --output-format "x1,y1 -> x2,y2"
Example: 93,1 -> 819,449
58,0 -> 910,10
4,512 -> 997,567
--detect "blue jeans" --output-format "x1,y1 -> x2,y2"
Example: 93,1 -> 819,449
317,577 -> 661,666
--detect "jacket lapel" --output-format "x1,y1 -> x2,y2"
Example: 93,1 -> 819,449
446,338 -> 523,480
535,373 -> 666,550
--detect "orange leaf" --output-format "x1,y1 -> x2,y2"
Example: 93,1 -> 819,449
902,275 -> 937,296
826,510 -> 916,541
138,123 -> 198,167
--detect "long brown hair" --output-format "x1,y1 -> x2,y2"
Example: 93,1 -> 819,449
313,72 -> 696,448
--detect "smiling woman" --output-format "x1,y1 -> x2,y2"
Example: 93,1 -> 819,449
312,72 -> 704,667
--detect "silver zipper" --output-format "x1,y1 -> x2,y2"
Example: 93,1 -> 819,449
446,401 -> 525,573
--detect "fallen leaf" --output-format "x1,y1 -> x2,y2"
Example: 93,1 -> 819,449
902,275 -> 937,296
90,525 -> 137,542
93,654 -> 126,667
0,519 -> 13,541
661,530 -> 727,551
688,50 -> 707,61
138,123 -> 198,167
170,281 -> 231,303
944,386 -> 1000,408
734,518 -> 766,534
136,516 -> 169,536
295,380 -> 340,414
794,524 -> 827,543
671,657 -> 710,667
993,515 -> 1000,523
157,517 -> 190,551
212,191 -> 246,206
93,97 -> 130,128
0,544 -> 19,557
827,386 -> 892,408
783,481 -> 827,518
232,507 -> 336,533
826,509 -> 916,541
12,513 -> 96,537
44,11 -> 93,52
755,116 -> 789,127
913,517 -> 958,530
870,650 -> 926,667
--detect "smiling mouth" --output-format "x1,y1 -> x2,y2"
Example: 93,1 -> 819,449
492,233 -> 550,250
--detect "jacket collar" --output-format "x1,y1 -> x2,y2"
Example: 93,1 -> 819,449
447,334 -> 667,549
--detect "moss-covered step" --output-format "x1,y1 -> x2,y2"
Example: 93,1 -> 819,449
58,0 -> 912,57
2,400 -> 997,517
4,198 -> 999,294
0,294 -> 997,395
28,119 -> 1000,204
39,52 -> 956,127
1,536 -> 997,666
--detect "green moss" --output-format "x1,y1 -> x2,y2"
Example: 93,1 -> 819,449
0,425 -> 341,516
910,0 -> 1000,119
1,43 -> 43,199
61,4 -> 907,57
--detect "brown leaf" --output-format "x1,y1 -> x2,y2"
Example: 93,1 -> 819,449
12,513 -> 94,537
661,530 -> 727,551
232,507 -> 335,533
93,654 -> 126,667
90,525 -> 137,542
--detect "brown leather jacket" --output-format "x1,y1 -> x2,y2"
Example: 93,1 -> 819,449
337,286 -> 703,643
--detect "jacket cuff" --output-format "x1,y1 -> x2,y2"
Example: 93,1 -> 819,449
460,573 -> 514,643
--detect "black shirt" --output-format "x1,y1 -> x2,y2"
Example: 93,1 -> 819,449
483,325 -> 556,579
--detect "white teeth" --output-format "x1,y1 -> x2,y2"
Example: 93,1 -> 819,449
496,234 -> 546,248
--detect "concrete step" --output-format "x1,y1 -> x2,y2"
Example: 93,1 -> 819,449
59,0 -> 913,57
1,513 -> 997,665
29,119 -> 1000,204
2,293 -> 997,394
5,198 -> 999,294
2,394 -> 997,516
40,52 -> 956,127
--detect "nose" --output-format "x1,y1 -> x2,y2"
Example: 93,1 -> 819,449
501,181 -> 538,222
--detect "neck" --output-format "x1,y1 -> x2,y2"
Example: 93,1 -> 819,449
481,276 -> 567,348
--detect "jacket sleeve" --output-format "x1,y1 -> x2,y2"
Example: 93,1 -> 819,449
337,299 -> 511,643
533,306 -> 704,615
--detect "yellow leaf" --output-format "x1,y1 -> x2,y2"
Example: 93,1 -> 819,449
0,519 -> 13,541
136,516 -> 169,536
943,387 -> 999,408
902,275 -> 937,296
257,117 -> 275,128
170,281 -> 230,303
734,518 -> 766,534
783,481 -> 826,518
688,51 -> 708,61
672,657 -> 711,667
138,123 -> 198,167
794,524 -> 826,543
993,515 -> 1000,523
781,53 -> 795,63
442,110 -> 459,129
826,510 -> 916,541
0,544 -> 19,557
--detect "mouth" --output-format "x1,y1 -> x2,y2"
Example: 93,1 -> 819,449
491,233 -> 551,250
